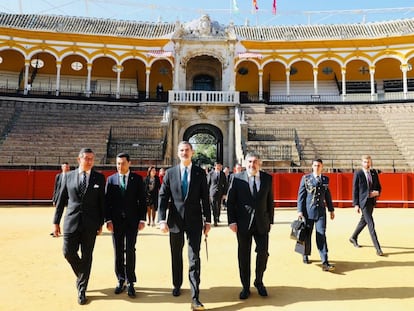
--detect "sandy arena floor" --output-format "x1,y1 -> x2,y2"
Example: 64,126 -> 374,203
0,206 -> 413,311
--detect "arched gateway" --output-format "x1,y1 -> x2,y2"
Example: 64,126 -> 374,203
183,123 -> 224,164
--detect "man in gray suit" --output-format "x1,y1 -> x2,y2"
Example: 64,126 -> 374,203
53,148 -> 105,305
227,152 -> 274,300
297,159 -> 335,272
158,141 -> 211,311
349,154 -> 383,256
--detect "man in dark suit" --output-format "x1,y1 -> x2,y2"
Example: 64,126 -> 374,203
208,161 -> 226,226
50,162 -> 70,236
350,154 -> 383,256
297,159 -> 335,272
52,162 -> 70,206
158,141 -> 211,311
226,152 -> 274,300
105,153 -> 146,298
53,148 -> 105,305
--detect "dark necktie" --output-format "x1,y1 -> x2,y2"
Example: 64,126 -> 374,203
252,176 -> 258,198
79,171 -> 87,196
181,167 -> 188,200
366,171 -> 372,190
316,176 -> 322,185
120,174 -> 126,194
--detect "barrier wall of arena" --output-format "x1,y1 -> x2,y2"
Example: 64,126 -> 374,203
0,170 -> 413,207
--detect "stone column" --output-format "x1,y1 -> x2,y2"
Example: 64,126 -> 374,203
55,61 -> 61,96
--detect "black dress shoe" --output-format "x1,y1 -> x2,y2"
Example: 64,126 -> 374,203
349,237 -> 361,248
127,283 -> 136,298
303,255 -> 311,264
322,263 -> 336,272
114,281 -> 126,294
191,298 -> 205,311
78,290 -> 87,305
172,287 -> 181,297
239,288 -> 250,300
254,281 -> 268,297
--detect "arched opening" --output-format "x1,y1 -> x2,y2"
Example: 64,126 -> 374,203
186,55 -> 222,90
183,123 -> 223,166
193,74 -> 215,91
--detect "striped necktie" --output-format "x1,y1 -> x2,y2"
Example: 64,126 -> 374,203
79,171 -> 87,196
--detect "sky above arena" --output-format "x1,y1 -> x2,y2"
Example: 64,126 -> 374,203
2,0 -> 414,26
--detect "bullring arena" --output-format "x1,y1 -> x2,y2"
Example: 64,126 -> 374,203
1,3 -> 414,311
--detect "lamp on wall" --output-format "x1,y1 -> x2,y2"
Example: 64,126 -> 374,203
322,66 -> 333,75
238,67 -> 248,75
359,66 -> 369,75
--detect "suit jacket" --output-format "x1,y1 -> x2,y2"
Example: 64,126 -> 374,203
297,174 -> 334,220
352,169 -> 382,207
53,169 -> 105,234
208,170 -> 226,199
52,172 -> 64,204
226,171 -> 274,235
105,172 -> 146,227
158,164 -> 211,233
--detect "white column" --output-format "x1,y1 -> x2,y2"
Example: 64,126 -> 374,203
228,43 -> 236,91
86,63 -> 92,97
401,63 -> 409,99
369,66 -> 376,99
115,65 -> 122,99
173,42 -> 181,90
228,114 -> 234,167
341,67 -> 346,101
23,60 -> 30,95
145,68 -> 150,99
258,70 -> 263,101
55,62 -> 61,96
313,67 -> 318,95
285,68 -> 291,96
172,119 -> 179,165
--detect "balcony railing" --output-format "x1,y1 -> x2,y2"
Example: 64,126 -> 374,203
168,90 -> 239,105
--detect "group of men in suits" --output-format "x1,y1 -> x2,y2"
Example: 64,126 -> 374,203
52,145 -> 383,310
53,149 -> 147,305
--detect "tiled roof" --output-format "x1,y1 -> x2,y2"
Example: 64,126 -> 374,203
0,13 -> 176,38
0,13 -> 413,41
234,18 -> 414,41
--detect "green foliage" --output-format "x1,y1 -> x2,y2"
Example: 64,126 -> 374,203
190,134 -> 216,166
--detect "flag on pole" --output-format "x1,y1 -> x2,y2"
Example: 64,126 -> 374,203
233,0 -> 239,13
272,0 -> 277,15
253,0 -> 258,11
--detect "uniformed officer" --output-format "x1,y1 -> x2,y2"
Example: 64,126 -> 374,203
297,159 -> 335,272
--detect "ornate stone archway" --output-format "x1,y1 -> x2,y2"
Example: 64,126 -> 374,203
183,123 -> 223,164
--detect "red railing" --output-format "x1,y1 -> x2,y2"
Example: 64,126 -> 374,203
0,170 -> 413,207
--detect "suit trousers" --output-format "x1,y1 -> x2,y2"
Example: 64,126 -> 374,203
351,198 -> 381,251
63,227 -> 97,292
112,223 -> 138,284
169,229 -> 202,299
210,196 -> 221,223
236,229 -> 269,288
304,216 -> 329,264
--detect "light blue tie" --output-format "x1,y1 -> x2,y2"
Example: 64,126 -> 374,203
181,167 -> 188,200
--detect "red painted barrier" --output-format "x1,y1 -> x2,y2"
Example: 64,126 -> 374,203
0,169 -> 413,207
